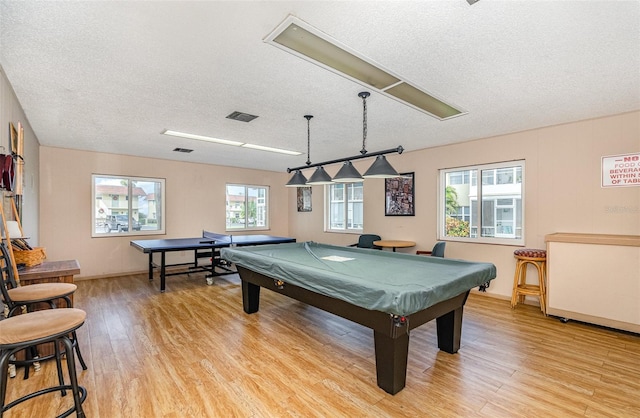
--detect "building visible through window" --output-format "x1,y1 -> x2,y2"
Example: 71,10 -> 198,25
92,175 -> 165,236
226,184 -> 269,230
440,161 -> 524,245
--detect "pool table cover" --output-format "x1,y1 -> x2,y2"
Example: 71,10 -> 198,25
221,242 -> 496,316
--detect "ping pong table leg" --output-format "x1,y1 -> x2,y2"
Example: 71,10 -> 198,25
160,252 -> 166,292
147,253 -> 154,282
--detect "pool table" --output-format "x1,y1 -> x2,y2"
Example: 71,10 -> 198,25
221,242 -> 496,394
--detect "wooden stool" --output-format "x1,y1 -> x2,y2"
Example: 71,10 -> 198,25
511,249 -> 547,315
0,308 -> 87,418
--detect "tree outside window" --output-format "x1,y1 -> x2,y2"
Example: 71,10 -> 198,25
440,162 -> 524,245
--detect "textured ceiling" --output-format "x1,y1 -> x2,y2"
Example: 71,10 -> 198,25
1,1 -> 639,173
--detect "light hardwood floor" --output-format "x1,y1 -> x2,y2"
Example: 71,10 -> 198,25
4,271 -> 640,417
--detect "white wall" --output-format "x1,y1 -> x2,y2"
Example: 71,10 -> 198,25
39,147 -> 291,278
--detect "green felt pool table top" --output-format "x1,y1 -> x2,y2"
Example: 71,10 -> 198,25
221,241 -> 496,316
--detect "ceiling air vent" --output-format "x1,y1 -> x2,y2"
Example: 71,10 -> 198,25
226,111 -> 259,122
173,147 -> 193,153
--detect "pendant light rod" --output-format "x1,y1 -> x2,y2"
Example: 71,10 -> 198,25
359,91 -> 369,155
287,145 -> 403,173
304,115 -> 313,166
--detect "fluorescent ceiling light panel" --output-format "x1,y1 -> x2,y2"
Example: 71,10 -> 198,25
162,130 -> 301,156
386,82 -> 463,120
270,22 -> 399,90
265,16 -> 466,120
241,143 -> 302,155
162,130 -> 244,146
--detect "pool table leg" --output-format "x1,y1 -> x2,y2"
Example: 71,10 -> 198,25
242,280 -> 261,313
373,330 -> 409,395
436,306 -> 463,354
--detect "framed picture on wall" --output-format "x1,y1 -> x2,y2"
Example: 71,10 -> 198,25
297,187 -> 312,212
385,172 -> 415,216
9,123 -> 18,155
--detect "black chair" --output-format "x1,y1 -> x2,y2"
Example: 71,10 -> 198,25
416,241 -> 446,257
349,234 -> 382,250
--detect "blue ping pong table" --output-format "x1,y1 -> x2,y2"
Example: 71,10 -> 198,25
130,231 -> 296,292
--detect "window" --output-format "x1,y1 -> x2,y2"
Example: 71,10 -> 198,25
439,161 -> 524,245
326,182 -> 363,232
226,184 -> 269,230
92,175 -> 165,237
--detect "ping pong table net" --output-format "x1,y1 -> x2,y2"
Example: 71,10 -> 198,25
202,231 -> 233,243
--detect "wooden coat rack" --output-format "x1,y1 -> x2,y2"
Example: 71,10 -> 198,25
0,193 -> 23,284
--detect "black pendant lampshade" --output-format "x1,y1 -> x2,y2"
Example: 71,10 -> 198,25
332,161 -> 363,183
362,155 -> 400,178
306,166 -> 334,185
285,170 -> 308,187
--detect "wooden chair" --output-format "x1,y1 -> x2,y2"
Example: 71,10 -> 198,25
0,242 -> 87,378
349,234 -> 382,250
416,241 -> 446,257
511,249 -> 547,315
0,308 -> 87,417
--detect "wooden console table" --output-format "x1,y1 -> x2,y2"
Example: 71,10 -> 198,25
18,259 -> 80,296
18,259 -> 80,280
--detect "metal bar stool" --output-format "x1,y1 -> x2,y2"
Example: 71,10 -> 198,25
0,308 -> 87,418
511,249 -> 547,315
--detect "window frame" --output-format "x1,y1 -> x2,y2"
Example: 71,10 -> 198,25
92,174 -> 166,237
438,160 -> 525,246
324,182 -> 364,234
225,183 -> 270,231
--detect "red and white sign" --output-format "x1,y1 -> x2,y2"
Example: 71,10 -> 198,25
602,152 -> 640,187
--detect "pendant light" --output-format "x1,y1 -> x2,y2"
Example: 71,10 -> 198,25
332,92 -> 400,181
285,169 -> 308,187
285,115 -> 313,187
303,115 -> 333,185
306,166 -> 333,185
333,92 -> 368,182
362,155 -> 400,178
359,92 -> 400,178
332,161 -> 363,182
286,93 -> 404,183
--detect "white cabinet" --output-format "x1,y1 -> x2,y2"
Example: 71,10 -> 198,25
545,233 -> 640,333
